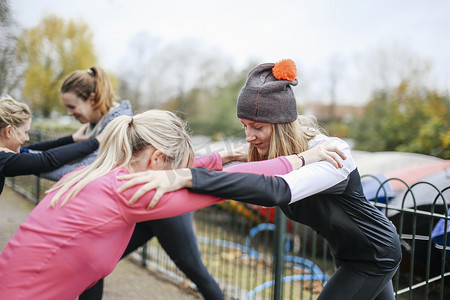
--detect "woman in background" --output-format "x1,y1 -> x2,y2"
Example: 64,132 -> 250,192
49,66 -> 225,300
0,96 -> 99,196
40,65 -> 133,180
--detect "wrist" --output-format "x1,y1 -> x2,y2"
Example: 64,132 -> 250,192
219,150 -> 232,165
294,153 -> 305,167
179,168 -> 193,188
186,170 -> 193,188
285,154 -> 304,169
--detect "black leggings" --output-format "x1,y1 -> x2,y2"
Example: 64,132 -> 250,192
79,213 -> 224,300
318,263 -> 398,300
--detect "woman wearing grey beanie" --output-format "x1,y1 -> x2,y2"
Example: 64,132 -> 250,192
119,59 -> 401,300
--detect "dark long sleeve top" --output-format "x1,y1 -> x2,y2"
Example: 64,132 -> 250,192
21,135 -> 74,151
0,137 -> 99,195
190,135 -> 402,276
191,167 -> 291,206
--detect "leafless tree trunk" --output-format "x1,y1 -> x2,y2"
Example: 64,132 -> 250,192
0,0 -> 25,98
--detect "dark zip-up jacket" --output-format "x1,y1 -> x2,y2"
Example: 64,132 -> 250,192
190,135 -> 401,276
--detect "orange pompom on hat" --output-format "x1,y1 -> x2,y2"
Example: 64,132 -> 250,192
272,59 -> 297,81
237,59 -> 298,124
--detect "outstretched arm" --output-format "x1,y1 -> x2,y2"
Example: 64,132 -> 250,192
191,167 -> 291,206
117,140 -> 346,208
1,138 -> 99,177
23,135 -> 74,151
24,124 -> 89,151
196,137 -> 355,204
39,127 -> 104,181
115,166 -> 291,223
39,151 -> 98,181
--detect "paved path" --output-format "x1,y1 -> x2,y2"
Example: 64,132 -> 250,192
0,186 -> 201,300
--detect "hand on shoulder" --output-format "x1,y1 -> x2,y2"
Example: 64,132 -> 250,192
286,139 -> 347,169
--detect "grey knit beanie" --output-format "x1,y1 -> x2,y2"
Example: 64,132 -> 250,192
237,59 -> 298,124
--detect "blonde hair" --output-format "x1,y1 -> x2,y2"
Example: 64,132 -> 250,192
0,96 -> 31,134
248,115 -> 323,161
60,65 -> 115,116
47,109 -> 195,207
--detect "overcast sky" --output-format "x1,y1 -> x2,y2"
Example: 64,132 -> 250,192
10,0 -> 450,104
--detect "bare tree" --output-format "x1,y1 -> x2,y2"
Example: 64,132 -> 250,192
119,31 -> 161,110
354,42 -> 432,98
327,54 -> 346,119
17,15 -> 97,116
119,36 -> 232,111
0,0 -> 25,98
0,0 -> 11,28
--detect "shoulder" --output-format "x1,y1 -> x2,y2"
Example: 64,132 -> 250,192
0,151 -> 15,160
308,134 -> 356,169
99,101 -> 133,132
0,152 -> 19,167
78,168 -> 129,198
0,152 -> 13,169
98,167 -> 129,186
307,134 -> 328,147
109,100 -> 133,117
308,134 -> 350,149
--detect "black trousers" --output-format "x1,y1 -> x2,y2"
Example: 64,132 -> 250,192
79,212 -> 224,300
318,261 -> 398,300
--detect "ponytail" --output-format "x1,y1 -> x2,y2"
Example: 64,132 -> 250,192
89,66 -> 115,115
61,65 -> 115,117
48,115 -> 135,207
47,109 -> 195,207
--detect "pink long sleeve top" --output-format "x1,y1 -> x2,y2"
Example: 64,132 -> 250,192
0,153 -> 292,300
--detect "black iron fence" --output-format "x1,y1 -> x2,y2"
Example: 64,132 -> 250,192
6,130 -> 450,299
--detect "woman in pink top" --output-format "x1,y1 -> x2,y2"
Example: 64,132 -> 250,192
0,109 -> 340,299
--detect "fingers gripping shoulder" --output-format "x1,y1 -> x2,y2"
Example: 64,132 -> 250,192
311,135 -> 355,171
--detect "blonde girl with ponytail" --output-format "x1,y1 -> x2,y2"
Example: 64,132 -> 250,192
0,109 -> 242,299
48,109 -> 195,207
